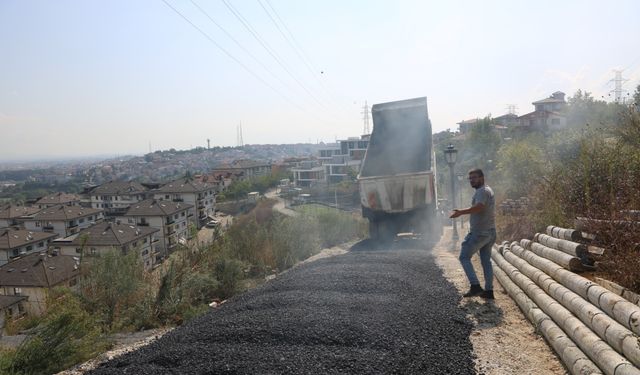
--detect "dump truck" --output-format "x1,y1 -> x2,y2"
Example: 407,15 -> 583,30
358,97 -> 441,241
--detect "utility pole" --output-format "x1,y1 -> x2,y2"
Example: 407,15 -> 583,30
361,100 -> 370,135
207,139 -> 210,150
237,123 -> 244,147
609,69 -> 629,103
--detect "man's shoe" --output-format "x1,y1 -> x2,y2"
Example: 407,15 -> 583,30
480,290 -> 494,299
463,284 -> 483,297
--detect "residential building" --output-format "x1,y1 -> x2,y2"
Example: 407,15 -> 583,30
119,199 -> 194,258
0,252 -> 80,315
53,222 -> 160,270
518,91 -> 567,131
291,135 -> 370,186
0,295 -> 27,334
457,118 -> 479,134
0,229 -> 58,266
22,205 -> 104,238
291,160 -> 326,187
85,181 -> 148,217
0,206 -> 41,229
33,192 -> 81,209
154,178 -> 215,228
196,172 -> 233,193
210,159 -> 272,181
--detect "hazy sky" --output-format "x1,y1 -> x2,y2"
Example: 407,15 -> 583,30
1,0 -> 639,161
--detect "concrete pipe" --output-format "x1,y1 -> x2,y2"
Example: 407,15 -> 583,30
502,248 -> 640,367
536,233 -> 587,258
508,243 -> 640,337
492,249 -> 639,375
529,242 -> 584,271
492,259 -> 602,375
547,225 -> 583,242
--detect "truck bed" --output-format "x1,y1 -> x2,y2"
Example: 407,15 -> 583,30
359,97 -> 432,178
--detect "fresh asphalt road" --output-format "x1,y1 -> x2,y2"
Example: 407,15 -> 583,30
90,238 -> 475,374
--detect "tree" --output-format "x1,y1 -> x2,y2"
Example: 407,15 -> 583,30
495,140 -> 547,198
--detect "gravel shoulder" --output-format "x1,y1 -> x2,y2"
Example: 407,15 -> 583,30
434,226 -> 567,375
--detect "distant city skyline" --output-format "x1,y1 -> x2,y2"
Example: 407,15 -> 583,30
2,0 -> 640,161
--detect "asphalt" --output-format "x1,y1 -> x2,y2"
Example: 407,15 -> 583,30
89,238 -> 475,375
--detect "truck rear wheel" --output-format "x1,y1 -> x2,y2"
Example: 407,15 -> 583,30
368,220 -> 379,241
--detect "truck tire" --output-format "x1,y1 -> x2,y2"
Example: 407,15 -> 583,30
378,218 -> 396,244
368,220 -> 379,241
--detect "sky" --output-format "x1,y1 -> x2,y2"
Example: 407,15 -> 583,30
1,0 -> 640,161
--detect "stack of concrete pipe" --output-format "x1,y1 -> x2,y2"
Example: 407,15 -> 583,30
492,226 -> 640,375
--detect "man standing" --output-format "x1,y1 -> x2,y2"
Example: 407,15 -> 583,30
450,168 -> 496,299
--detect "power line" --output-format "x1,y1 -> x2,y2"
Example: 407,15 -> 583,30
160,0 -> 329,123
220,0 -> 336,116
262,0 -> 353,115
189,0 -> 300,98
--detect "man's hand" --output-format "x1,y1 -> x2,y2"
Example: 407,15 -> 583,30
449,209 -> 462,219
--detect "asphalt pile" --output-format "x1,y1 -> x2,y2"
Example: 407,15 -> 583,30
90,239 -> 475,374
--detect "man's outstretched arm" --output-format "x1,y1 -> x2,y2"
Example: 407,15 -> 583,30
450,202 -> 485,218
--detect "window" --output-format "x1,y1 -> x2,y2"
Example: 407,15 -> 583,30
79,218 -> 84,223
165,195 -> 170,200
551,118 -> 561,125
181,212 -> 185,217
142,249 -> 149,256
26,245 -> 33,251
133,241 -> 138,248
12,249 -> 19,256
38,242 -> 44,248
90,247 -> 97,255
13,288 -> 22,296
35,221 -> 41,227
143,237 -> 148,244
174,214 -> 178,220
76,248 -> 82,254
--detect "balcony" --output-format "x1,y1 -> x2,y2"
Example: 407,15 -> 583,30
43,226 -> 55,232
137,222 -> 150,227
172,198 -> 184,202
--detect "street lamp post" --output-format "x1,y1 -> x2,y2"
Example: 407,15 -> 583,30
457,173 -> 465,229
444,144 -> 459,245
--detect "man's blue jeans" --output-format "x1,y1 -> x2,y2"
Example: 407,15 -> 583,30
459,229 -> 496,290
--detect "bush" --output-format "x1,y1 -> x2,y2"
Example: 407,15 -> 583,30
1,288 -> 107,375
80,249 -> 155,331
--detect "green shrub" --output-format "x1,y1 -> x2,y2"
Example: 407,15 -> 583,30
2,288 -> 106,375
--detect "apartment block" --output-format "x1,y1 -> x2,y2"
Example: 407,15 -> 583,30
154,178 -> 215,229
0,229 -> 58,265
53,222 -> 159,270
22,205 -> 104,238
119,198 -> 194,259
